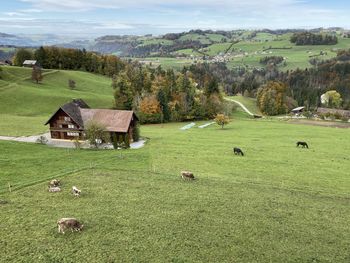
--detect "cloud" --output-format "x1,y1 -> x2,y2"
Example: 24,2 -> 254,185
18,0 -> 308,11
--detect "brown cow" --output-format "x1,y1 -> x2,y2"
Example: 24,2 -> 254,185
57,218 -> 84,234
181,171 -> 195,180
49,179 -> 60,187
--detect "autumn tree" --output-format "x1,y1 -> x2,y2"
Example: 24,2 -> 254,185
32,66 -> 43,84
322,90 -> 343,108
257,81 -> 290,115
138,95 -> 162,123
215,114 -> 230,129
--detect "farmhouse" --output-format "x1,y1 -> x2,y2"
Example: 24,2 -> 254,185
22,60 -> 38,67
45,99 -> 138,142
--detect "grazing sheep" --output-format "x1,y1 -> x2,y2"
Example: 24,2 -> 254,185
72,186 -> 81,197
233,147 -> 244,156
57,218 -> 84,234
296,141 -> 309,148
48,186 -> 61,192
181,171 -> 195,180
49,179 -> 60,187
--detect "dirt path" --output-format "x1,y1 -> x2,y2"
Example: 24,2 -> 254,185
224,98 -> 255,116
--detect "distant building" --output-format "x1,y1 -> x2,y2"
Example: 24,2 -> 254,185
22,60 -> 38,67
45,99 -> 138,142
316,107 -> 350,118
291,106 -> 305,114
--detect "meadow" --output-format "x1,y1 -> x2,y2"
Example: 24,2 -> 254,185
1,66 -> 350,262
1,117 -> 350,262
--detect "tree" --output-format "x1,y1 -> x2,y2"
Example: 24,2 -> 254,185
322,90 -> 343,108
13,48 -> 33,66
256,81 -> 289,115
215,114 -> 230,129
34,46 -> 47,67
32,66 -> 43,84
85,121 -> 109,148
112,72 -> 134,110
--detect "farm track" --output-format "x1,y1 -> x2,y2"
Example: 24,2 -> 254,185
225,97 -> 256,116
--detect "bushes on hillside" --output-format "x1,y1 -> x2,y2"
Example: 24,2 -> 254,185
260,56 -> 284,65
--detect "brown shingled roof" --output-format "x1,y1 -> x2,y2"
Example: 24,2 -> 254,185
80,108 -> 136,132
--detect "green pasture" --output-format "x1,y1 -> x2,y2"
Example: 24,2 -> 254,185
1,117 -> 350,262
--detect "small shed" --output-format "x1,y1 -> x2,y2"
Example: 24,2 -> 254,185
22,60 -> 38,67
291,106 -> 305,114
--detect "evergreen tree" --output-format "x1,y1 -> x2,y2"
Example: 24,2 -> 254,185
112,73 -> 134,110
157,89 -> 170,122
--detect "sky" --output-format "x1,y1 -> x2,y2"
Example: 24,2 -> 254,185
0,0 -> 349,37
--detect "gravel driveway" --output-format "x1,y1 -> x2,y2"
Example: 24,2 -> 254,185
0,133 -> 146,149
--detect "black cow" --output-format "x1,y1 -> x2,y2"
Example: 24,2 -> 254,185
233,147 -> 244,156
296,141 -> 309,148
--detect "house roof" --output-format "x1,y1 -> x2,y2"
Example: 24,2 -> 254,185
80,109 -> 136,133
291,106 -> 305,112
45,99 -> 137,132
317,107 -> 350,117
23,60 -> 37,65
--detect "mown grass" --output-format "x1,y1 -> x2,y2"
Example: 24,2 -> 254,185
1,118 -> 350,262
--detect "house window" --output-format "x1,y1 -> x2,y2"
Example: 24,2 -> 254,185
67,132 -> 79,137
68,124 -> 75,129
64,116 -> 71,121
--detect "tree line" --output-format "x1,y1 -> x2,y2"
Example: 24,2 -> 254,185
290,32 -> 338,45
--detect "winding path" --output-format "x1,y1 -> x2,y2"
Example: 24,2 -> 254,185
224,97 -> 255,116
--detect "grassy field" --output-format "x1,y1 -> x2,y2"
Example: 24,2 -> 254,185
1,118 -> 350,262
0,66 -> 114,136
1,66 -> 350,262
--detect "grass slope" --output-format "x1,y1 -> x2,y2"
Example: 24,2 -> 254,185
0,66 -> 114,136
226,95 -> 261,116
1,120 -> 350,262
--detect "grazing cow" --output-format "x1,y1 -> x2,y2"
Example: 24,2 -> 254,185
72,186 -> 81,197
57,218 -> 84,234
181,171 -> 195,180
233,147 -> 244,156
48,186 -> 61,192
296,141 -> 309,148
49,179 -> 60,187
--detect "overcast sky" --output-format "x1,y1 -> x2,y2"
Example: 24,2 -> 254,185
0,0 -> 349,37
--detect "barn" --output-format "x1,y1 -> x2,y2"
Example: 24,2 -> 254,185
45,99 -> 138,142
22,60 -> 38,67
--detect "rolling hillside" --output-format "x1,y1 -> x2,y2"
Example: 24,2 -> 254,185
0,66 -> 114,136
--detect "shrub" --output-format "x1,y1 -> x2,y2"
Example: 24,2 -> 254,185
68,79 -> 76,90
132,124 -> 140,142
